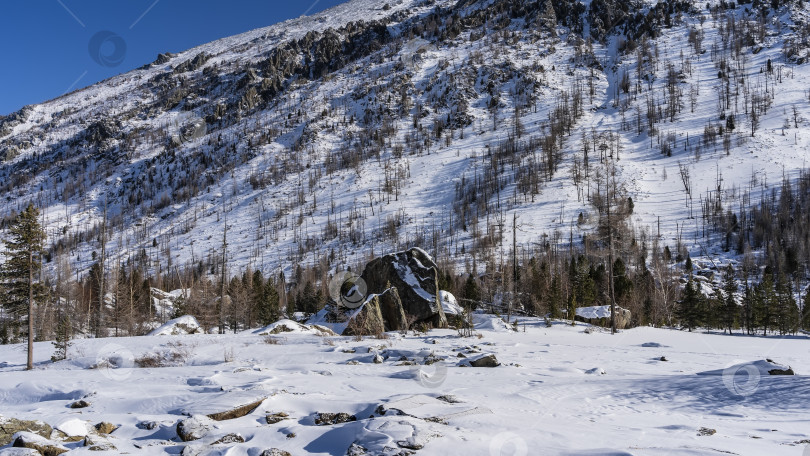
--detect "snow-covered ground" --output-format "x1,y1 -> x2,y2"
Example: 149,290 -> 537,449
1,317 -> 808,455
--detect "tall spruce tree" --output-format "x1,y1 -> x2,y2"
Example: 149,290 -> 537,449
721,265 -> 738,334
677,278 -> 704,331
1,204 -> 47,370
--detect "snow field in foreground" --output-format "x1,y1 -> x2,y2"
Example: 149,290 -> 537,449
0,317 -> 808,455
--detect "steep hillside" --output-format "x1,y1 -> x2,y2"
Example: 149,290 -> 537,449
1,0 -> 810,330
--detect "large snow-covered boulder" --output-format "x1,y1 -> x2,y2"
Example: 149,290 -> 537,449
360,248 -> 447,329
254,319 -> 337,336
0,416 -> 52,446
147,315 -> 203,336
439,291 -> 463,316
176,415 -> 214,442
575,305 -> 631,329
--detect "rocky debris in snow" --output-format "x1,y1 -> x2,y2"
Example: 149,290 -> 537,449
360,248 -> 448,329
314,412 -> 357,426
83,437 -> 116,451
659,356 -> 668,362
349,416 -> 440,454
265,412 -> 289,425
69,400 -> 90,409
211,433 -> 244,444
147,315 -> 203,336
769,367 -> 794,375
436,395 -> 462,404
136,421 -> 158,430
341,348 -> 356,354
373,354 -> 384,364
206,397 -> 266,421
468,354 -> 500,367
423,353 -> 443,365
94,422 -> 116,435
12,432 -> 68,456
575,305 -> 631,329
346,360 -> 360,365
0,417 -> 53,446
346,443 -> 370,456
698,427 -> 717,436
642,342 -> 664,348
585,367 -> 606,375
176,415 -> 215,442
259,449 -> 292,456
0,448 -> 41,455
256,319 -> 337,336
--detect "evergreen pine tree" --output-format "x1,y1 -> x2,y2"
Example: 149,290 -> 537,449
721,265 -> 738,334
677,279 -> 704,331
259,279 -> 280,326
775,274 -> 797,335
0,204 -> 47,369
51,312 -> 72,362
548,275 -> 562,319
754,272 -> 776,336
741,284 -> 755,335
463,275 -> 481,309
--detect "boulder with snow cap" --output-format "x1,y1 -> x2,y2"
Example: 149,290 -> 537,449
360,248 -> 447,329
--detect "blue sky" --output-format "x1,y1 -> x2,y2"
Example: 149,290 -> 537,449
0,0 -> 348,115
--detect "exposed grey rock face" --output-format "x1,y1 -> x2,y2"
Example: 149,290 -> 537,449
154,52 -> 175,65
360,248 -> 447,329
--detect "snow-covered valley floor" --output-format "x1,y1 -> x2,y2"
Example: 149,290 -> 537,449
1,317 -> 808,455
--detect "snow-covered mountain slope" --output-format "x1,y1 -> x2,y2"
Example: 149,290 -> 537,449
1,0 -> 809,280
0,318 -> 807,455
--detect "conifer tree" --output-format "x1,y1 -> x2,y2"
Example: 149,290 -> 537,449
721,265 -> 737,334
1,204 -> 47,370
677,278 -> 704,331
754,272 -> 775,335
258,278 -> 280,326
